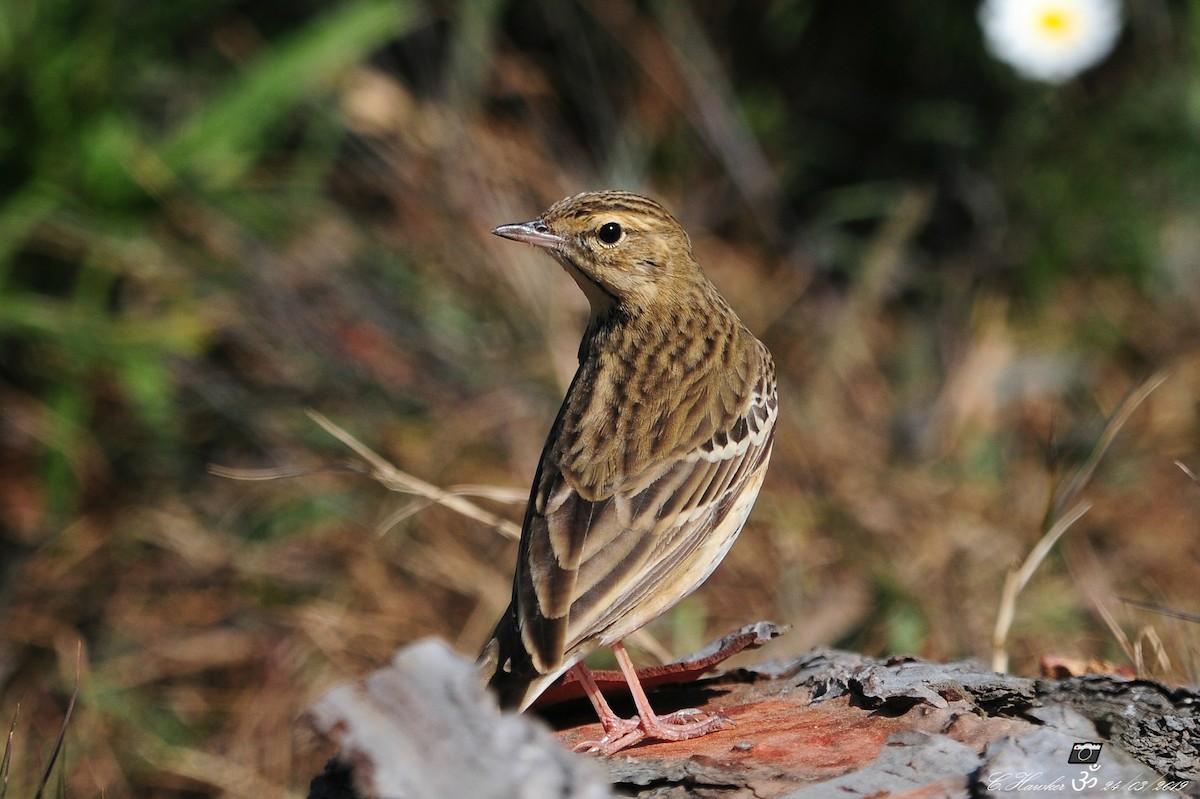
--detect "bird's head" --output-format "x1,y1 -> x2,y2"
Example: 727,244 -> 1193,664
493,191 -> 703,317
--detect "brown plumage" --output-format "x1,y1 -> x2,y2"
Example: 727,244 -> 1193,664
478,191 -> 777,753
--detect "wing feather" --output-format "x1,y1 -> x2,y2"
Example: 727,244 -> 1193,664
517,368 -> 776,674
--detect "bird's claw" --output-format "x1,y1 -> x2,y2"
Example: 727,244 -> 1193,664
572,714 -> 643,754
574,708 -> 734,755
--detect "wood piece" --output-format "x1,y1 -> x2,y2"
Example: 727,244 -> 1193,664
304,639 -> 612,799
305,628 -> 1198,798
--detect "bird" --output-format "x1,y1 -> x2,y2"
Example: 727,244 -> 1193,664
478,190 -> 777,754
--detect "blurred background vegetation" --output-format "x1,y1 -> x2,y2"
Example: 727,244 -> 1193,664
1,0 -> 1198,795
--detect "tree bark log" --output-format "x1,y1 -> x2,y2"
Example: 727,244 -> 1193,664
305,627 -> 1198,798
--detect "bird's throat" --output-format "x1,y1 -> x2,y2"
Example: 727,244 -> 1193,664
556,255 -> 620,319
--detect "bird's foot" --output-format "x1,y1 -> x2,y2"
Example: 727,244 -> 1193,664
640,707 -> 733,743
572,714 -> 643,754
574,708 -> 733,755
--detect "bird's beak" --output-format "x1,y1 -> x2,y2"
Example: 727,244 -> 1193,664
492,220 -> 564,250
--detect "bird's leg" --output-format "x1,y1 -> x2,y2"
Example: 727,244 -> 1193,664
607,641 -> 732,752
569,644 -> 735,754
569,662 -> 644,753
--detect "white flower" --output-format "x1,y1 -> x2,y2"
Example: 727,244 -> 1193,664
979,0 -> 1124,84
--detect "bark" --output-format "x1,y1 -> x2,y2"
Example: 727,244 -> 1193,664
305,625 -> 1198,799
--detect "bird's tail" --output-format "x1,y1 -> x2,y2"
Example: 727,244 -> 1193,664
476,605 -> 542,710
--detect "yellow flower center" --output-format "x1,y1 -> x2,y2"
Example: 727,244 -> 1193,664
1038,8 -> 1076,38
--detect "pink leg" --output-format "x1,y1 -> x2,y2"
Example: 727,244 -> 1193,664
573,641 -> 733,755
610,641 -> 732,746
569,662 -> 643,753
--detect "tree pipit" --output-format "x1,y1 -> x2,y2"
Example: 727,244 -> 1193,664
479,191 -> 777,754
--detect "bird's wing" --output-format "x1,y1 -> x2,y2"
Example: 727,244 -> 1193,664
515,372 -> 777,675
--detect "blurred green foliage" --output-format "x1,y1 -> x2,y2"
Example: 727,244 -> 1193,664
0,0 -> 415,518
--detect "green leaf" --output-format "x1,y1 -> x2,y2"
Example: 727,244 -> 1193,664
162,0 -> 420,189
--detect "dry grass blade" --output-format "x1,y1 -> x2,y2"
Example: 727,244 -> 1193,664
1,705 -> 15,799
1047,373 -> 1167,525
1135,626 -> 1172,676
307,410 -> 521,540
992,502 -> 1091,673
1120,597 -> 1200,624
992,374 -> 1168,674
206,464 -> 348,480
650,2 -> 782,218
1102,608 -> 1173,678
1093,593 -> 1137,670
33,647 -> 79,799
376,485 -> 526,537
1174,460 -> 1200,486
443,485 -> 527,504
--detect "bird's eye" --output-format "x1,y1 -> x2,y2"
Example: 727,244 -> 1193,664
597,222 -> 623,245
